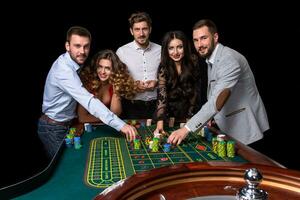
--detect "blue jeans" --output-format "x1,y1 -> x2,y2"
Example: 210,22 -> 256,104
37,118 -> 69,159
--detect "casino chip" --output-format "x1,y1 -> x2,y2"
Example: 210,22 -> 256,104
160,157 -> 168,161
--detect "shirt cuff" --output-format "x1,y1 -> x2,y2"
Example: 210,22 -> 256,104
184,125 -> 191,132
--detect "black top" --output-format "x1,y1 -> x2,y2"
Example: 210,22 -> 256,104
155,58 -> 205,121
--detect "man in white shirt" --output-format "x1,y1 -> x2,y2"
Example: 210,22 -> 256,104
117,12 -> 161,119
38,26 -> 137,158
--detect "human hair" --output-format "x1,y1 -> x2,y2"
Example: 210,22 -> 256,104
128,12 -> 152,28
159,30 -> 198,91
193,19 -> 218,35
80,49 -> 137,99
66,26 -> 92,42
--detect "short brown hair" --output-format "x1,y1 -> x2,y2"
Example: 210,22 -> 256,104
128,12 -> 152,28
193,19 -> 218,35
66,26 -> 92,42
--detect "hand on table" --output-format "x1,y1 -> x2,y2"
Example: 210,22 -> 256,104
120,124 -> 137,142
167,127 -> 189,145
153,120 -> 165,135
207,119 -> 216,127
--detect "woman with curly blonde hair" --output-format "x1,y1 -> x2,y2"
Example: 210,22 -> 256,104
78,49 -> 138,123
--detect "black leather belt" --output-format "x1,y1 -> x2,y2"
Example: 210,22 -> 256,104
40,115 -> 71,126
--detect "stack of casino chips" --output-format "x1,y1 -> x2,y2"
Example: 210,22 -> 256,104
212,137 -> 218,154
69,127 -> 76,134
74,136 -> 82,149
212,134 -> 236,158
152,137 -> 159,152
65,128 -> 76,147
84,123 -> 92,132
204,126 -> 213,142
149,141 -> 153,149
134,138 -> 141,150
217,140 -> 226,157
197,127 -> 205,137
226,140 -> 235,157
144,136 -> 151,146
146,119 -> 152,126
65,137 -> 73,148
217,134 -> 226,157
163,143 -> 171,152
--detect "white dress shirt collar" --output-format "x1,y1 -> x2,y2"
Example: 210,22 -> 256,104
206,43 -> 220,66
132,40 -> 151,51
65,51 -> 81,72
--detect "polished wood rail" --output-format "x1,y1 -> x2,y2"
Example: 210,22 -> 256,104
94,162 -> 300,200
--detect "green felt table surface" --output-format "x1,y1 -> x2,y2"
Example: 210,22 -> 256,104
14,123 -> 247,200
14,125 -> 118,200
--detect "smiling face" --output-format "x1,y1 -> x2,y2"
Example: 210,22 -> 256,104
130,21 -> 151,48
65,34 -> 91,65
193,26 -> 218,59
96,58 -> 112,82
168,38 -> 184,62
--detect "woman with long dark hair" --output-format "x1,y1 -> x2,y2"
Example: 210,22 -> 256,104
154,31 -> 200,133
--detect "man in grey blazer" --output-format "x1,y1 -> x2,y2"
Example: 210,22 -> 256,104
168,19 -> 269,145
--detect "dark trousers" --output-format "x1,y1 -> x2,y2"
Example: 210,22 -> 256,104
37,116 -> 71,159
120,99 -> 157,119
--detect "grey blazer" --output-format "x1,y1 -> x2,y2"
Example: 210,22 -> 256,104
186,43 -> 269,144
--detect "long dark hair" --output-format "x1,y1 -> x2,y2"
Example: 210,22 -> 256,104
159,30 -> 198,95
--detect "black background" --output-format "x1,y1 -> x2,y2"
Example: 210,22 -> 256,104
2,1 -> 299,188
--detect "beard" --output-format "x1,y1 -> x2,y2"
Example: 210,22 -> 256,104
71,54 -> 87,65
199,41 -> 216,59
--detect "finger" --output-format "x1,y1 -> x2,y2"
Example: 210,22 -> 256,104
128,132 -> 132,142
172,137 -> 178,145
167,136 -> 172,144
126,131 -> 130,141
130,130 -> 134,141
132,127 -> 137,141
177,138 -> 182,145
169,135 -> 177,145
130,132 -> 134,142
133,127 -> 137,140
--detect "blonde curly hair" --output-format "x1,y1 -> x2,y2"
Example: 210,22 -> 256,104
80,49 -> 138,99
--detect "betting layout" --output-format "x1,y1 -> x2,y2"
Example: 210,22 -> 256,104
84,119 -> 247,188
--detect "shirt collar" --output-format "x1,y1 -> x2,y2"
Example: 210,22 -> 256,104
206,43 -> 220,66
65,51 -> 81,72
132,40 -> 151,51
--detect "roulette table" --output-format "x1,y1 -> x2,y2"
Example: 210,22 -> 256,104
2,120 -> 298,199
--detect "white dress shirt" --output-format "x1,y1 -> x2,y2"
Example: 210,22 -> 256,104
42,52 -> 125,131
116,41 -> 161,101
